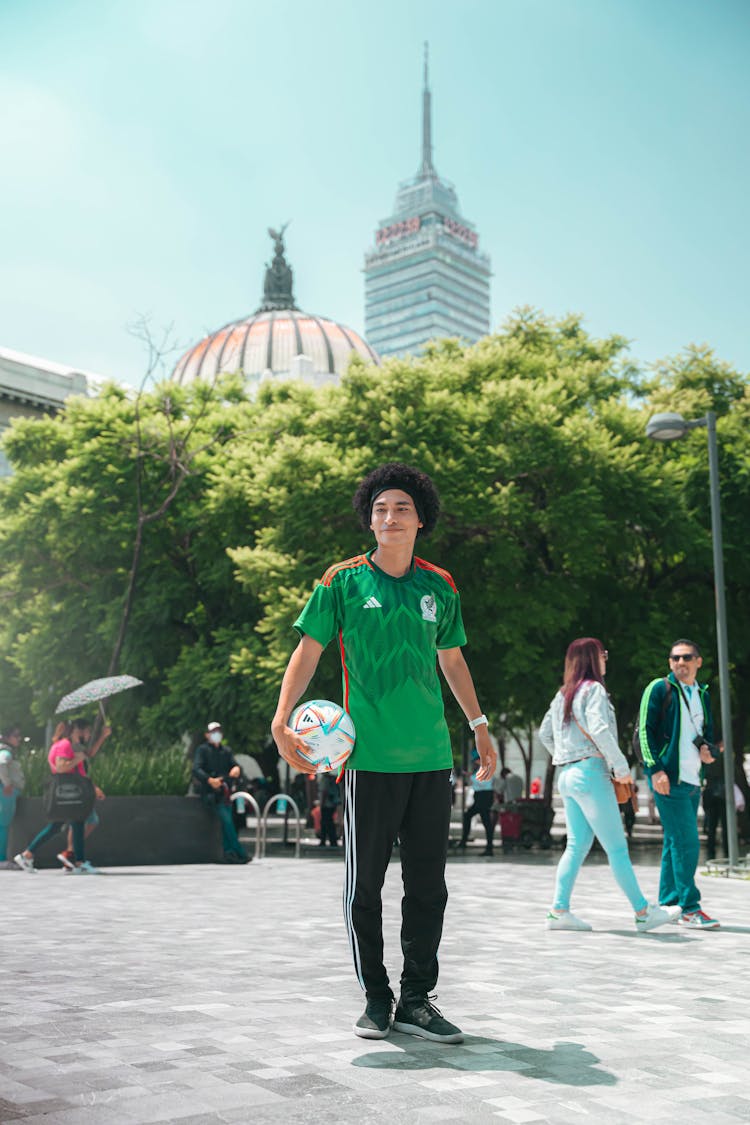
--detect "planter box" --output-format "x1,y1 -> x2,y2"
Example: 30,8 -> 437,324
9,795 -> 223,867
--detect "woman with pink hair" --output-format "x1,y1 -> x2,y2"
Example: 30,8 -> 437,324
539,638 -> 676,933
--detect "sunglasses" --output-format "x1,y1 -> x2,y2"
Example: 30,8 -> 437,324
669,653 -> 697,662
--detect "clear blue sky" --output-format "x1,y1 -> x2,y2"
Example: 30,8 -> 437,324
2,0 -> 748,384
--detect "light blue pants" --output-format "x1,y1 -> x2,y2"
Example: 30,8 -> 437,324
0,789 -> 18,861
553,757 -> 647,913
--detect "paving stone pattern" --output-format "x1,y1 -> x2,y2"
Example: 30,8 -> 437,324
1,852 -> 749,1124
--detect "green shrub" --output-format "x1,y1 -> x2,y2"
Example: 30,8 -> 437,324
16,746 -> 49,797
17,741 -> 191,797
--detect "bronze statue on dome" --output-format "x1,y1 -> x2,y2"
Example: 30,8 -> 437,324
268,223 -> 289,256
259,222 -> 297,311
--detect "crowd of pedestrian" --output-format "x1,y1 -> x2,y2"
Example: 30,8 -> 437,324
2,656 -> 744,891
540,638 -> 678,931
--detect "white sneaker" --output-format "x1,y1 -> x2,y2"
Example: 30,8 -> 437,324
546,910 -> 592,931
74,861 -> 99,875
635,903 -> 681,932
13,853 -> 36,873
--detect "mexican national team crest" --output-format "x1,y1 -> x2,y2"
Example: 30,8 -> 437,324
420,594 -> 437,622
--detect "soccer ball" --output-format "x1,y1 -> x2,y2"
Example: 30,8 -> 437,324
290,699 -> 356,774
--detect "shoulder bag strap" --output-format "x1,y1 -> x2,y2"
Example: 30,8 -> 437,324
673,680 -> 703,739
571,713 -> 604,759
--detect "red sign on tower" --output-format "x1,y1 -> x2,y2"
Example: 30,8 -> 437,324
441,216 -> 478,248
375,216 -> 421,246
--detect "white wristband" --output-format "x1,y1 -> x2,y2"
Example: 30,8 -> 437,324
468,714 -> 488,731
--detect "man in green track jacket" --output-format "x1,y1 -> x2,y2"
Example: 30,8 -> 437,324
638,638 -> 719,929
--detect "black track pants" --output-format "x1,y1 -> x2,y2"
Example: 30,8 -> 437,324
342,769 -> 452,1004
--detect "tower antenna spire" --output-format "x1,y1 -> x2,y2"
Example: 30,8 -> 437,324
420,40 -> 435,178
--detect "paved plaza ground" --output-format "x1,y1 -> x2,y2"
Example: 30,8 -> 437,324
1,849 -> 749,1125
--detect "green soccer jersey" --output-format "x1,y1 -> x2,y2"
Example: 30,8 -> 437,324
294,549 -> 466,773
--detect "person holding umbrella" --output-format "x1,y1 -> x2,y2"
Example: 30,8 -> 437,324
46,674 -> 139,870
14,717 -> 105,874
57,721 -> 111,871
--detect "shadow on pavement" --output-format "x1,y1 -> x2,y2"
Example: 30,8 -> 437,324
91,871 -> 171,877
609,924 -> 750,937
604,929 -> 695,942
352,1035 -> 616,1086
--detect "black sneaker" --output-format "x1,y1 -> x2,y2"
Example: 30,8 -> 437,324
392,997 -> 463,1044
354,996 -> 393,1040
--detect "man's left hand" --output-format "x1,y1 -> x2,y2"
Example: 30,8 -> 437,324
699,744 -> 716,764
474,727 -> 497,781
229,765 -> 241,778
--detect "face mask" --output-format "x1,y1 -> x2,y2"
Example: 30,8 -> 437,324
208,731 -> 222,745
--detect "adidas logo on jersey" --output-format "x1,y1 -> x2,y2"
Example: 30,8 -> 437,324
362,596 -> 382,609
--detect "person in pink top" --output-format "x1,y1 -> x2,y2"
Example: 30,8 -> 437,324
14,718 -> 104,874
57,721 -> 111,871
48,733 -> 86,775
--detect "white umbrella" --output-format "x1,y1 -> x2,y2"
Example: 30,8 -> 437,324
55,675 -> 143,716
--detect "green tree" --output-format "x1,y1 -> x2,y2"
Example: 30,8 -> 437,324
0,376 -> 268,752
225,312 -> 721,785
1,315 -> 747,799
636,345 -> 750,805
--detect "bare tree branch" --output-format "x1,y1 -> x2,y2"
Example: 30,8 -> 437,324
103,321 -> 239,692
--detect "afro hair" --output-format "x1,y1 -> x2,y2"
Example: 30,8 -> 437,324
352,462 -> 440,538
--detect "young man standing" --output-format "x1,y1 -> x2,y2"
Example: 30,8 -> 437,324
638,638 -> 719,928
272,463 -> 496,1044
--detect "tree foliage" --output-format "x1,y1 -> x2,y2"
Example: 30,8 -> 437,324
0,376 -> 265,751
0,313 -> 747,784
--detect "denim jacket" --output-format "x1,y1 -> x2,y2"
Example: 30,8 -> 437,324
539,681 -> 630,777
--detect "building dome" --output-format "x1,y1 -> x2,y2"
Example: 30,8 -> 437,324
172,308 -> 378,387
172,226 -> 379,388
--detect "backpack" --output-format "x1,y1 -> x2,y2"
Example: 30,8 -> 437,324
631,677 -> 672,764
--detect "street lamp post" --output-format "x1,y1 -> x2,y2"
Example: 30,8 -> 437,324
646,411 -> 739,868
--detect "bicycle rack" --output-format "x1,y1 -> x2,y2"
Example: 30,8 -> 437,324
229,791 -> 262,862
259,794 -> 302,859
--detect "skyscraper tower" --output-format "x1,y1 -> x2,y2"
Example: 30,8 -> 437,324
364,45 -> 491,358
